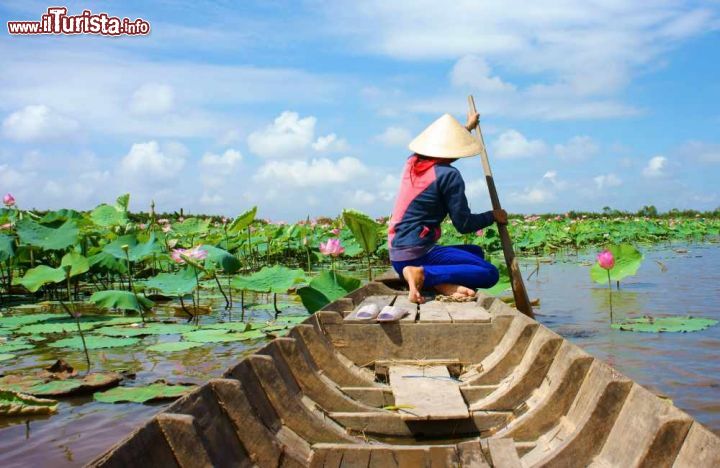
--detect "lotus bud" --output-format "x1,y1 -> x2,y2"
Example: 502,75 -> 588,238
597,250 -> 615,270
3,193 -> 15,207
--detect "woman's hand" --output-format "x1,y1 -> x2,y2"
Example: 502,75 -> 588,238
465,111 -> 479,131
493,208 -> 508,225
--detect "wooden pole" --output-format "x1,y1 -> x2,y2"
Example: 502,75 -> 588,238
467,95 -> 535,318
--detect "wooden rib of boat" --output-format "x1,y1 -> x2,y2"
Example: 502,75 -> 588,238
90,276 -> 720,467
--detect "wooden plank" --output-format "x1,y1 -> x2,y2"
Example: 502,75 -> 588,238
418,301 -> 452,322
392,295 -> 418,322
487,438 -> 521,468
457,439 -> 490,467
447,302 -> 491,323
389,365 -> 468,420
344,295 -> 396,322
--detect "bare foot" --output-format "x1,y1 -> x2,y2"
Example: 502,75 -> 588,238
434,283 -> 476,300
402,266 -> 425,304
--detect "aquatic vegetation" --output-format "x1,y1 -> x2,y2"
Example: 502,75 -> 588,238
611,316 -> 718,333
93,382 -> 195,404
0,390 -> 57,416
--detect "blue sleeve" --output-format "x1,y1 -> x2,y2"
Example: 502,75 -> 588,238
438,168 -> 495,234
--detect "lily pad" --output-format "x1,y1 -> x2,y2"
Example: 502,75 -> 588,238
203,322 -> 253,332
94,382 -> 195,403
17,317 -> 105,335
182,329 -> 265,343
1,313 -> 59,329
0,338 -> 34,353
89,290 -> 154,312
0,391 -> 58,416
0,353 -> 15,362
15,218 -> 79,250
231,265 -> 306,294
146,341 -> 203,353
95,322 -> 193,337
144,268 -> 197,296
48,335 -> 140,350
12,265 -> 66,292
611,316 -> 718,333
0,372 -> 121,397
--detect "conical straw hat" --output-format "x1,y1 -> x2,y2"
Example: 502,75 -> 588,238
408,113 -> 483,159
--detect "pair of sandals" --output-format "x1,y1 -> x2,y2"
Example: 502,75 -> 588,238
351,303 -> 408,322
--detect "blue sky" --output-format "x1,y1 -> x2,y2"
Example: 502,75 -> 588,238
1,0 -> 719,220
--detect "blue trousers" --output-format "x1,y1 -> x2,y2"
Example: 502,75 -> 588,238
392,244 -> 500,290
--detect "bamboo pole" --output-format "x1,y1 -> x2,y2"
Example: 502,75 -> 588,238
467,95 -> 535,318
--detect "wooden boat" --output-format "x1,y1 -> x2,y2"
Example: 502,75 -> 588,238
90,277 -> 720,467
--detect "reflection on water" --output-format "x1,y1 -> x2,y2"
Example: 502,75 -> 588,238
524,242 -> 720,436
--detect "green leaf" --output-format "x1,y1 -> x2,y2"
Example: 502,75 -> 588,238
61,251 -> 89,278
0,313 -> 58,329
479,260 -> 511,295
0,234 -> 15,263
90,204 -> 129,228
95,322 -> 192,337
182,328 -> 265,343
171,218 -> 211,237
48,335 -> 140,350
0,372 -> 121,397
88,251 -> 127,274
16,219 -> 79,250
12,265 -> 66,292
342,209 -> 380,254
144,268 -> 197,296
611,316 -> 718,333
0,390 -> 58,416
202,245 -> 241,274
16,318 -> 101,335
0,353 -> 15,362
103,233 -> 161,262
231,265 -> 305,293
147,341 -> 203,353
89,290 -> 154,312
591,244 -> 644,284
115,193 -> 130,212
94,382 -> 195,404
0,338 -> 34,353
297,271 -> 361,313
228,207 -> 257,233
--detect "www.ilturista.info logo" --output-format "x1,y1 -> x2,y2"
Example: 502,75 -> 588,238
7,7 -> 150,36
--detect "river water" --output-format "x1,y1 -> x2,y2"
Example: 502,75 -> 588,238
0,244 -> 718,466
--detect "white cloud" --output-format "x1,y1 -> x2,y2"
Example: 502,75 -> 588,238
678,141 -> 720,163
200,192 -> 223,206
642,155 -> 667,178
119,141 -> 186,179
254,157 -> 367,187
450,55 -> 515,92
312,133 -> 349,152
554,136 -> 599,160
200,149 -> 243,171
130,83 -> 175,115
247,111 -> 317,158
509,187 -> 555,204
349,189 -> 377,205
2,105 -> 79,141
594,173 -> 622,190
491,129 -> 547,158
375,126 -> 413,147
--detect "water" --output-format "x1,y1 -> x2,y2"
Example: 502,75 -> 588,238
0,246 -> 718,466
523,242 -> 720,435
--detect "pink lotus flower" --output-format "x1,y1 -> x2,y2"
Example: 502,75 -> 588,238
597,250 -> 615,270
171,245 -> 208,264
0,223 -> 12,230
162,224 -> 172,233
138,223 -> 147,230
319,238 -> 344,257
476,229 -> 484,236
3,193 -> 15,207
158,218 -> 170,224
221,217 -> 228,225
331,228 -> 340,236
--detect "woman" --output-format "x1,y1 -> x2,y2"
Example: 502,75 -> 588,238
388,112 -> 507,303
